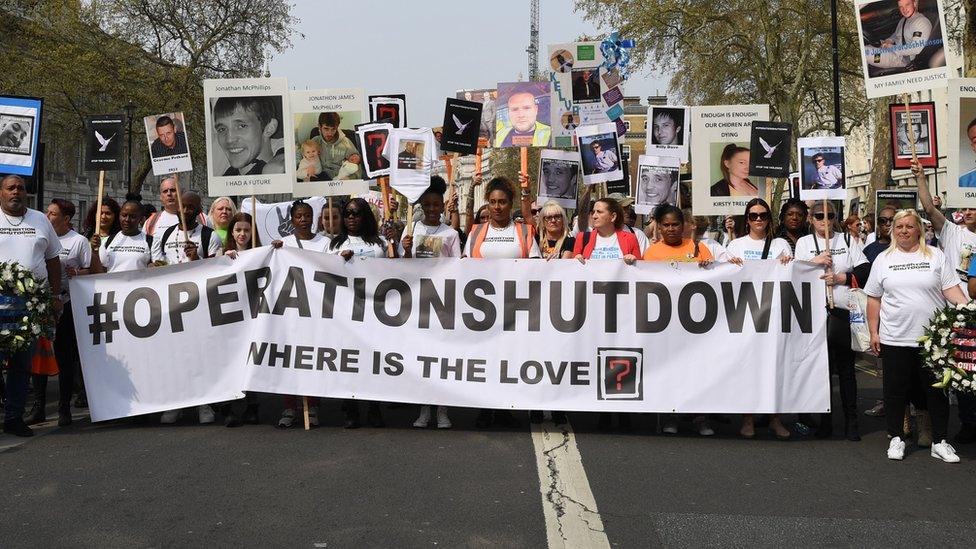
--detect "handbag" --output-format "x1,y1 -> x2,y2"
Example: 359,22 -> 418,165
848,277 -> 871,353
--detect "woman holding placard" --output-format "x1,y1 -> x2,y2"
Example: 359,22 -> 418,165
726,198 -> 793,440
465,177 -> 540,429
400,176 -> 460,429
537,200 -> 575,261
794,201 -> 871,441
83,197 -> 121,239
572,197 -> 641,431
865,209 -> 967,463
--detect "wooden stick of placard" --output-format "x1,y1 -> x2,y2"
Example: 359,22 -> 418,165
94,171 -> 105,237
379,175 -> 395,257
327,197 -> 334,238
824,198 -> 834,309
303,397 -> 310,430
519,146 -> 528,187
172,175 -> 189,248
903,94 -> 919,164
251,195 -> 258,249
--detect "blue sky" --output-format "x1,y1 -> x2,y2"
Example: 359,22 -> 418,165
270,0 -> 669,126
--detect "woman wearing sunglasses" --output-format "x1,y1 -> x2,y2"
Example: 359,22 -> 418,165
794,201 -> 871,441
726,198 -> 793,440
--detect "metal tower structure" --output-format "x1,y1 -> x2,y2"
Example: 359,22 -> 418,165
526,0 -> 539,80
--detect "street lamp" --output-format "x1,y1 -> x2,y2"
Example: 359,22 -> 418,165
122,101 -> 139,201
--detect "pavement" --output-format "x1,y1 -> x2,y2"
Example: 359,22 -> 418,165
2,365 -> 975,548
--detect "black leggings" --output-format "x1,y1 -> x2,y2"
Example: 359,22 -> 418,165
826,309 -> 857,418
880,344 -> 949,442
34,306 -> 79,411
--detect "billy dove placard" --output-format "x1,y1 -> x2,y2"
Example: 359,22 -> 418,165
439,98 -> 483,155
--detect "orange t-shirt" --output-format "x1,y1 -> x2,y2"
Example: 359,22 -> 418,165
642,239 -> 713,262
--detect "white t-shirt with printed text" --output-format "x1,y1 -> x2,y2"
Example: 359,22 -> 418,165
281,233 -> 332,253
328,235 -> 390,258
727,235 -> 792,262
794,232 -> 868,309
864,247 -> 958,346
937,221 -> 976,289
463,224 -> 542,259
100,232 -> 152,273
403,222 -> 461,258
590,233 -> 623,260
0,208 -> 62,284
57,230 -> 91,301
150,224 -> 223,265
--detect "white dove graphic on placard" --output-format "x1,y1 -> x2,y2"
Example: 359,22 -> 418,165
95,130 -> 116,152
759,137 -> 781,159
452,114 -> 471,134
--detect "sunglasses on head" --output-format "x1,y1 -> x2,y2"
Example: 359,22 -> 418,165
813,212 -> 835,221
343,209 -> 363,218
747,212 -> 770,221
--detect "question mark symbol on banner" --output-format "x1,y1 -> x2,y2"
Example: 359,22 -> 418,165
608,358 -> 631,392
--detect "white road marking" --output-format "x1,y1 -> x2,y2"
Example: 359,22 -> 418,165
531,420 -> 610,549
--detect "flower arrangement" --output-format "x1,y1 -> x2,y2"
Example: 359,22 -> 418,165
919,301 -> 976,394
0,261 -> 56,355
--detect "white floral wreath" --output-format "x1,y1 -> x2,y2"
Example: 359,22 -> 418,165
920,302 -> 976,394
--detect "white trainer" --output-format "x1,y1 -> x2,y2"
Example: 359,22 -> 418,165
931,440 -> 960,463
887,436 -> 905,460
694,416 -> 715,437
662,418 -> 679,435
413,405 -> 431,428
160,409 -> 181,424
436,406 -> 452,429
198,405 -> 215,424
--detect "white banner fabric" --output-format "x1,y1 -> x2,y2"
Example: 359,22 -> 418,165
70,249 -> 830,422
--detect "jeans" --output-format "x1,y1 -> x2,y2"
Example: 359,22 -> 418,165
4,338 -> 38,423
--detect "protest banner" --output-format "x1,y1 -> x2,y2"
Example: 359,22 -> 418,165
537,149 -> 580,209
70,249 -> 830,422
853,0 -> 949,99
548,42 -> 619,148
203,77 -> 295,197
645,106 -> 689,163
0,95 -> 43,177
690,104 -> 770,216
797,136 -> 847,201
290,88 -> 369,197
947,79 -> 976,207
144,112 -> 192,176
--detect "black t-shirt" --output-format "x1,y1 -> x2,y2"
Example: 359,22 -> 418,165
541,235 -> 575,257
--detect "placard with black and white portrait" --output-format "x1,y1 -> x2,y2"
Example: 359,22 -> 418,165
635,155 -> 680,214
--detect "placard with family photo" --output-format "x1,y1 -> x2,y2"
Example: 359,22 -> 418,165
576,123 -> 622,185
0,95 -> 42,176
645,106 -> 689,163
635,155 -> 680,215
368,94 -> 407,128
84,114 -> 124,172
797,136 -> 847,201
889,101 -> 937,169
690,104 -> 770,216
537,149 -> 580,209
548,42 -> 616,148
748,121 -> 792,178
291,88 -> 368,198
203,77 -> 295,196
455,88 -> 497,148
947,78 -> 976,206
144,112 -> 192,176
854,0 -> 950,98
495,81 -> 552,148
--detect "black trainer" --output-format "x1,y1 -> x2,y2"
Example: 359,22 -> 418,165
4,419 -> 34,437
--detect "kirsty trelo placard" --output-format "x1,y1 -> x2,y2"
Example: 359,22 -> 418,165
203,77 -> 296,197
690,104 -> 770,216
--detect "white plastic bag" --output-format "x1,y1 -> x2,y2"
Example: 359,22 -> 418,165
849,287 -> 870,352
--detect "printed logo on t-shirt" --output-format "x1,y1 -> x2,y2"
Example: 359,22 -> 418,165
890,261 -> 932,272
742,249 -> 765,261
956,244 -> 974,278
484,235 -> 515,244
415,235 -> 444,258
0,227 -> 37,236
591,245 -> 622,260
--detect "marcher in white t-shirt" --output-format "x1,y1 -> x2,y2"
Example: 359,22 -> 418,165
400,177 -> 459,430
915,160 -> 976,443
0,175 -> 62,437
864,209 -> 968,463
725,199 -> 793,440
24,199 -> 90,426
143,175 -> 208,237
326,197 -> 392,428
150,192 -> 222,266
90,200 -> 152,274
794,201 -> 871,442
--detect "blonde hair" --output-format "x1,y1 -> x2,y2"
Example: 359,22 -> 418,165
884,209 -> 931,258
302,139 -> 320,152
536,200 -> 568,258
208,196 -> 238,229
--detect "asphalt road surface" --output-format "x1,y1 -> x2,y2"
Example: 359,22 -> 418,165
2,368 -> 975,548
